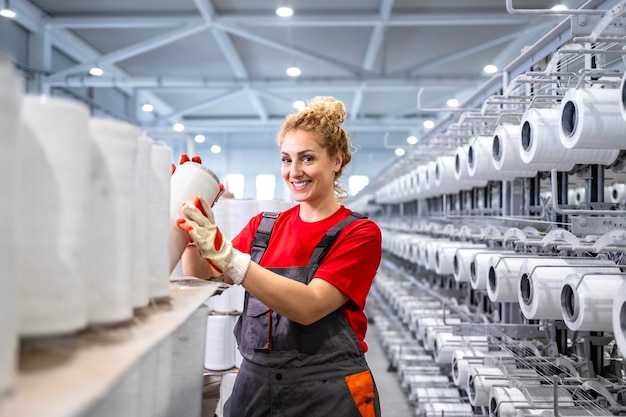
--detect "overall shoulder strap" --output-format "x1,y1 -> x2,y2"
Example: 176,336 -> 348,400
250,211 -> 280,263
307,211 -> 367,268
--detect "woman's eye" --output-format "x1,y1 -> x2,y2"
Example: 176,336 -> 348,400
302,155 -> 314,162
281,157 -> 291,164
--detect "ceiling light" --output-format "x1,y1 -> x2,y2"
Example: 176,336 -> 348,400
551,4 -> 568,11
141,103 -> 154,112
0,1 -> 15,18
406,136 -> 418,145
483,64 -> 498,74
276,7 -> 293,17
423,120 -> 435,129
395,148 -> 405,157
286,66 -> 301,77
89,66 -> 104,77
173,123 -> 184,132
292,100 -> 305,110
194,134 -> 205,143
210,145 -> 222,154
446,98 -> 459,108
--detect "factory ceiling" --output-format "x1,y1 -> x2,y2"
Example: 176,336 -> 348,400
4,0 -> 599,180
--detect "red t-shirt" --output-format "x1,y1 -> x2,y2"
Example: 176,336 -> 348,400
232,204 -> 382,352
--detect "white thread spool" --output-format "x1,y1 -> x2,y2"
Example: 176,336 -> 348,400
467,365 -> 507,406
491,123 -> 537,178
433,333 -> 489,366
612,281 -> 626,357
489,386 -> 527,417
560,87 -> 626,152
454,247 -> 487,283
519,108 -> 571,171
227,199 -> 259,239
215,371 -> 238,417
561,272 -> 626,331
86,117 -> 140,325
169,162 -> 221,273
487,255 -> 535,303
0,52 -> 21,398
132,135 -> 153,309
204,314 -> 237,371
436,242 -> 485,276
518,257 -> 619,320
421,402 -> 473,417
468,135 -> 499,181
168,305 -> 207,417
148,143 -> 172,300
434,155 -> 461,195
413,387 -> 461,417
18,95 -> 91,336
455,144 -> 488,189
470,251 -> 514,290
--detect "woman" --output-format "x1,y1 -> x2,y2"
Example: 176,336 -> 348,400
177,96 -> 382,417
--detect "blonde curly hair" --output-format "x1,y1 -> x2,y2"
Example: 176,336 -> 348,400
278,96 -> 353,201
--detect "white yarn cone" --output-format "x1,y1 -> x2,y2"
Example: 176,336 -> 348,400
131,135 -> 153,309
148,143 -> 172,300
169,162 -> 221,273
86,117 -> 140,325
18,95 -> 91,336
0,52 -> 21,396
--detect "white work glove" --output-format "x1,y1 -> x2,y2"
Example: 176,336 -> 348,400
176,196 -> 250,284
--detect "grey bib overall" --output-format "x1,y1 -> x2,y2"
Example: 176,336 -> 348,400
224,211 -> 381,417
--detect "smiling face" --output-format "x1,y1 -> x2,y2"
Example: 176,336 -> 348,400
281,129 -> 341,210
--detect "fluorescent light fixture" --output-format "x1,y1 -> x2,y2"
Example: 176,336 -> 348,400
292,100 -> 305,110
0,2 -> 15,18
210,145 -> 222,154
276,7 -> 293,17
286,66 -> 301,77
395,148 -> 405,157
447,98 -> 459,108
173,123 -> 184,132
551,4 -> 568,11
483,64 -> 498,74
141,103 -> 154,112
406,136 -> 418,145
194,134 -> 205,143
423,120 -> 435,129
89,66 -> 104,76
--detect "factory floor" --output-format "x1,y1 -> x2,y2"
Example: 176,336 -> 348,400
365,323 -> 414,417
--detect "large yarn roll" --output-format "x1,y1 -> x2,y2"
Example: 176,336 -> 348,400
204,314 -> 237,371
434,155 -> 460,195
620,72 -> 626,122
168,305 -> 208,417
226,199 -> 260,240
470,251 -> 515,290
0,52 -> 21,396
169,162 -> 221,272
560,87 -> 626,152
489,386 -> 528,417
421,161 -> 438,198
454,144 -> 487,189
436,242 -> 485,276
148,143 -> 172,300
520,107 -> 618,170
453,246 -> 487,283
467,365 -> 507,406
468,136 -> 499,181
518,257 -> 619,320
18,96 -> 91,336
612,281 -> 626,357
561,272 -> 626,331
487,255 -> 535,302
131,135 -> 153,309
87,118 -> 140,325
491,123 -> 537,178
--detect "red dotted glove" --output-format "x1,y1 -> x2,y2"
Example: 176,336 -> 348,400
176,195 -> 250,285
